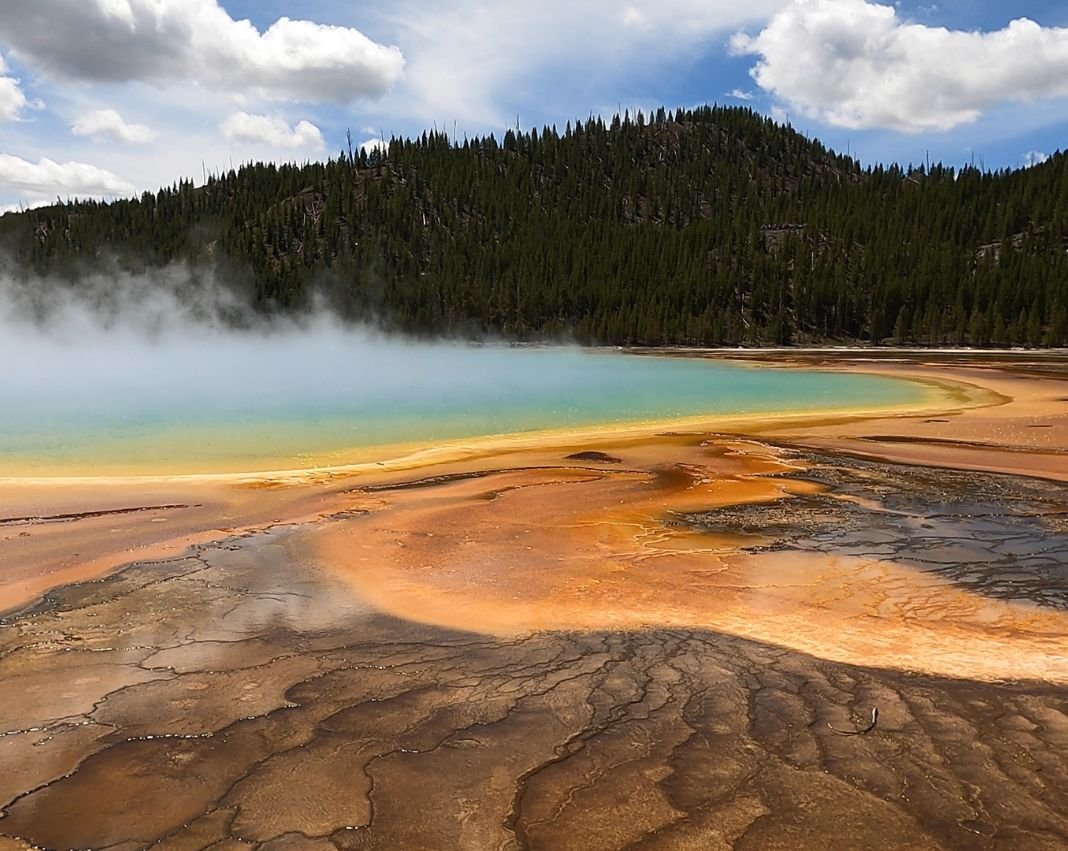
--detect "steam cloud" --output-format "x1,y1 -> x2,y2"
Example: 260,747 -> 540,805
0,264 -> 510,413
0,265 -> 905,477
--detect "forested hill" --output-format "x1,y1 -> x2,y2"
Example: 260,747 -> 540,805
2,105 -> 1067,346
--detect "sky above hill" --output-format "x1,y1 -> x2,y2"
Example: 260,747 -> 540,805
1,0 -> 1067,211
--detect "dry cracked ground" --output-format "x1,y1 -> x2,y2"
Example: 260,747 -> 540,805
2,447 -> 1068,850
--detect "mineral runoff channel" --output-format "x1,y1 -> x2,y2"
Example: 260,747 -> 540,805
2,351 -> 1068,849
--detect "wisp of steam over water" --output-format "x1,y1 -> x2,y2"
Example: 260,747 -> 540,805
0,267 -> 925,476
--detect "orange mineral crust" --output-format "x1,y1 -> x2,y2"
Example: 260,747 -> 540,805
4,353 -> 1068,849
308,436 -> 1068,683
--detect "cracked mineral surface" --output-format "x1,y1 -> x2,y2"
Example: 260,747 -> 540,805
2,354 -> 1068,849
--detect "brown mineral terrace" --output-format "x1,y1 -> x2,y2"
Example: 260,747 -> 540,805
2,351 -> 1068,849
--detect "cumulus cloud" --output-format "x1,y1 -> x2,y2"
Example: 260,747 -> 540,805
221,112 -> 325,150
727,88 -> 754,101
0,153 -> 134,199
0,0 -> 405,103
0,54 -> 33,121
72,108 -> 156,143
1023,150 -> 1050,167
732,0 -> 1068,132
385,0 -> 788,122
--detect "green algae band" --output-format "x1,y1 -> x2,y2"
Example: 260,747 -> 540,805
0,343 -> 926,476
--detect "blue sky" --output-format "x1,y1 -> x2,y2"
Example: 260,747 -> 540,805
1,0 -> 1067,212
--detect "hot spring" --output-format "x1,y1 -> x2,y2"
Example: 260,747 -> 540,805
0,322 -> 933,476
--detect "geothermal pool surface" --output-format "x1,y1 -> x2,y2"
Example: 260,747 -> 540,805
1,340 -> 928,475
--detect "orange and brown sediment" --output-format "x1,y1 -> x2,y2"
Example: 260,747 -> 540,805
0,353 -> 983,611
0,475 -> 349,615
2,355 -> 1066,674
308,434 -> 1068,683
3,352 -> 1068,848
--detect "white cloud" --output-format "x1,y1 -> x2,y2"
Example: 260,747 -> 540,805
0,1 -> 405,103
360,137 -> 387,155
381,0 -> 788,123
0,153 -> 134,198
0,54 -> 32,121
1023,150 -> 1050,167
728,88 -> 754,101
0,78 -> 27,122
221,112 -> 325,150
0,197 -> 51,215
732,0 -> 1068,132
72,108 -> 156,143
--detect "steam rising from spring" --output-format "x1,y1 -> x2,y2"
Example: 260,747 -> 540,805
0,264 -> 921,475
0,264 -> 513,412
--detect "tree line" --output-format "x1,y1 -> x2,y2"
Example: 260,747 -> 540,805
2,105 -> 1066,346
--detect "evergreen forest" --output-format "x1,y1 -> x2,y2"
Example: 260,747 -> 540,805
2,105 -> 1066,346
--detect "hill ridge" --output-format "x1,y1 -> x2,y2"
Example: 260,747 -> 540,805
2,105 -> 1066,347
